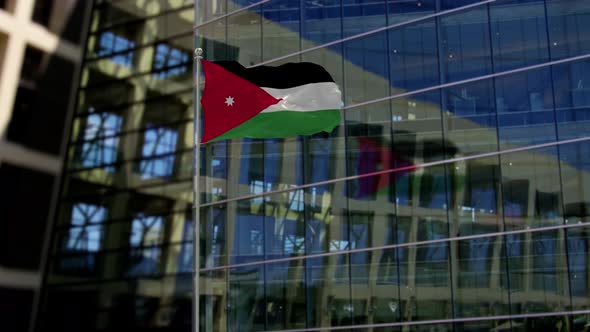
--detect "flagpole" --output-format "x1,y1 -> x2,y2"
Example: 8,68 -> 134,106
193,47 -> 203,332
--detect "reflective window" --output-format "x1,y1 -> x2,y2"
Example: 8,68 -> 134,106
139,126 -> 178,178
389,20 -> 439,92
152,44 -> 190,79
440,6 -> 492,82
78,112 -> 122,169
490,0 -> 549,72
60,203 -> 107,273
547,0 -> 590,60
97,31 -> 135,66
127,214 -> 164,276
495,68 -> 556,148
65,203 -> 106,252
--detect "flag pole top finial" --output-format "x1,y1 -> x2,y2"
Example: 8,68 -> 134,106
194,48 -> 203,59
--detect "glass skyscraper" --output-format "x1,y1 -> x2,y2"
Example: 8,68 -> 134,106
37,0 -> 590,331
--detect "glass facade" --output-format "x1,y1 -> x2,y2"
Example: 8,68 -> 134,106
37,0 -> 590,331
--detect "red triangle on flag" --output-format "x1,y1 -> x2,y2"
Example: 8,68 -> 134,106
200,60 -> 281,143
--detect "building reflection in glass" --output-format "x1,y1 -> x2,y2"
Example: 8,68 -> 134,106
37,0 -> 590,331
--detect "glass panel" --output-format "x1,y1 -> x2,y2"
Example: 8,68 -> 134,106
388,0 -> 435,26
94,31 -> 136,66
505,229 -> 570,316
450,156 -> 503,237
302,0 -> 342,45
401,240 -> 453,322
197,0 -> 225,23
490,0 -> 549,72
567,226 -> 590,311
227,264 -> 265,331
344,31 -> 390,106
261,0 -> 301,62
453,234 -> 510,319
346,101 -> 393,201
90,8 -> 193,57
139,126 -> 179,179
198,20 -> 230,61
227,7 -> 262,66
200,269 -> 227,332
391,90 -> 444,161
74,112 -> 122,170
352,217 -> 402,327
342,0 -> 387,38
62,203 -> 107,268
443,79 -> 498,156
547,0 -> 590,60
265,261 -> 306,330
390,19 -> 440,93
553,59 -> 590,140
81,65 -> 193,105
439,5 -> 492,83
495,68 -> 557,149
501,147 -> 563,230
560,141 -> 590,224
440,0 -> 489,10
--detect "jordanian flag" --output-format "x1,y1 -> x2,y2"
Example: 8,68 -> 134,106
200,60 -> 342,143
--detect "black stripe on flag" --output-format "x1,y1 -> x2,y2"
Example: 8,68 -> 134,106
212,61 -> 335,89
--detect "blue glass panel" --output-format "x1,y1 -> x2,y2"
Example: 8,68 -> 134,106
152,44 -> 189,79
495,68 -> 556,148
97,31 -> 135,66
443,79 -> 498,156
344,31 -> 389,105
440,6 -> 492,82
440,0 -> 490,10
553,59 -> 590,140
343,0 -> 387,38
390,20 -> 439,92
302,0 -> 342,44
126,214 -> 164,277
490,0 -> 549,72
79,112 -> 122,170
547,0 -> 590,60
66,203 -> 107,252
567,227 -> 590,310
60,203 -> 107,273
388,0 -> 435,25
262,0 -> 301,61
139,126 -> 178,178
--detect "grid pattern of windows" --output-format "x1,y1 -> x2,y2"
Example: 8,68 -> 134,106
38,0 -> 590,332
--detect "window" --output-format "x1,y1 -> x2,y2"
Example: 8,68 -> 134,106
152,44 -> 189,79
127,214 -> 164,276
139,126 -> 178,178
97,31 -> 135,66
65,203 -> 106,252
60,203 -> 107,272
79,111 -> 122,170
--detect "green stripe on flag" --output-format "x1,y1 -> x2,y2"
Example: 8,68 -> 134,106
209,109 -> 341,142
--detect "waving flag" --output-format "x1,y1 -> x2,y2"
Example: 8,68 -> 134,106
200,60 -> 342,143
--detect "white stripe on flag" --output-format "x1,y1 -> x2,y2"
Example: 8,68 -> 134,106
261,82 -> 342,113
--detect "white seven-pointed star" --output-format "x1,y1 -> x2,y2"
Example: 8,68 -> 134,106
225,96 -> 235,107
